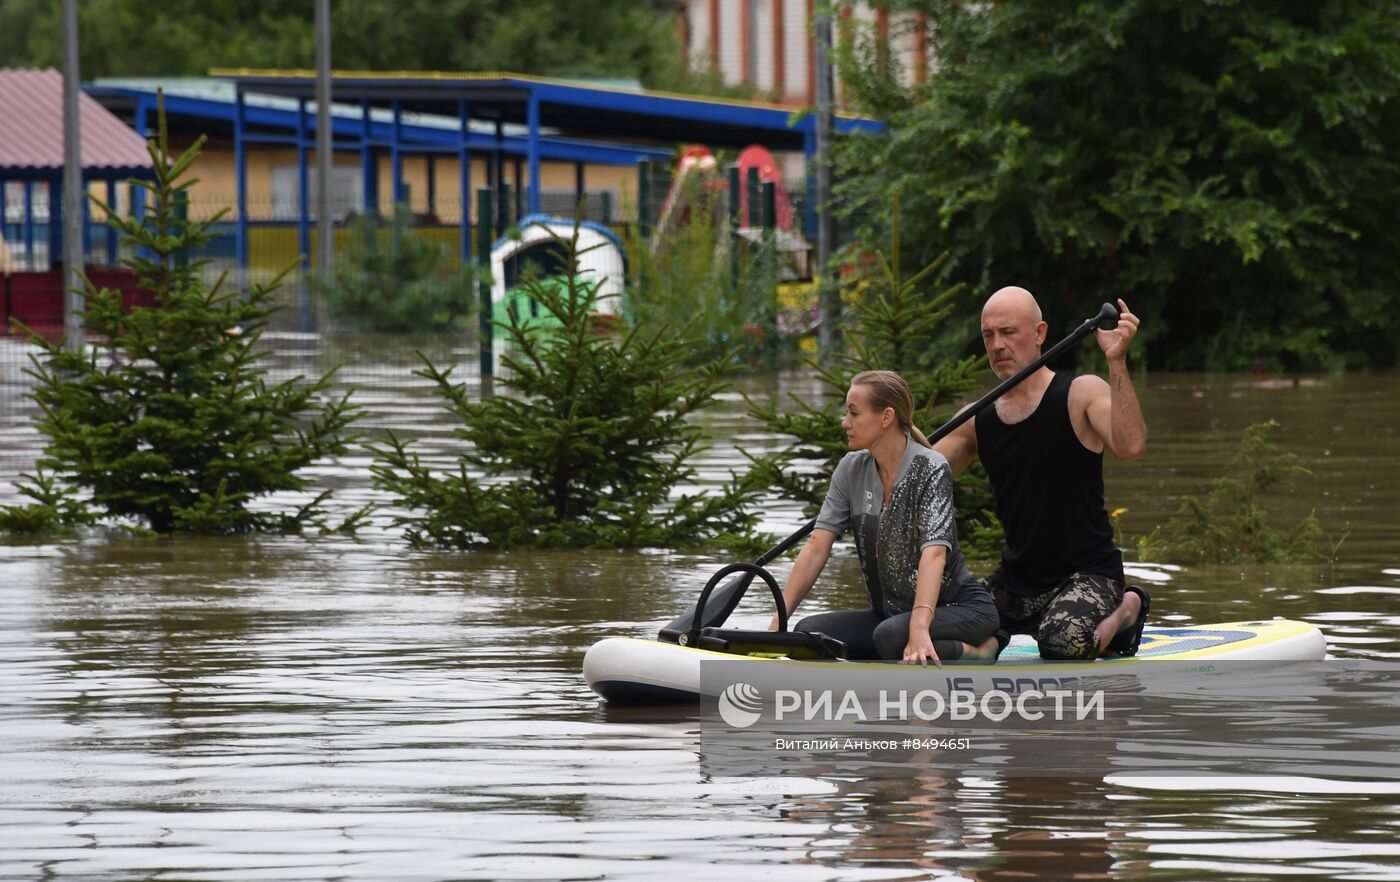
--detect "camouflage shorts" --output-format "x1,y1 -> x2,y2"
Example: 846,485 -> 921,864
988,571 -> 1125,661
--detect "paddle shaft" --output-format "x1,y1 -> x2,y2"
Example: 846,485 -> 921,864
666,301 -> 1121,634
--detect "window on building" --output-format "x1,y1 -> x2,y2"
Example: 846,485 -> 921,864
270,165 -> 363,221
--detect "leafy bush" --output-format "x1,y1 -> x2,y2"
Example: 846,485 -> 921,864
833,0 -> 1400,371
1138,420 -> 1322,563
625,175 -> 796,368
0,102 -> 361,535
372,223 -> 760,549
316,204 -> 481,333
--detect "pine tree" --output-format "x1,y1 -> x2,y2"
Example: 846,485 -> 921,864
371,222 -> 760,549
0,98 -> 361,535
314,204 -> 481,333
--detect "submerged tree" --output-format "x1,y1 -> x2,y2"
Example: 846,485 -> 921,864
0,100 -> 361,535
372,224 -> 760,549
626,170 -> 802,370
315,204 -> 481,333
745,200 -> 1002,556
1139,420 -> 1323,564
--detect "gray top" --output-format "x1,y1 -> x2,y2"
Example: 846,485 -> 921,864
815,438 -> 969,614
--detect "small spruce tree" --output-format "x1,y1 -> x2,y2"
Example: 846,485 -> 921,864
745,198 -> 1004,556
372,222 -> 760,549
315,204 -> 481,333
0,99 -> 361,535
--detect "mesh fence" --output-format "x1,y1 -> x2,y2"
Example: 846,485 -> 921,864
1,187 -> 623,423
1,167 -> 853,417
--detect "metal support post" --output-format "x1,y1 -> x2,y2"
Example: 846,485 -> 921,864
476,188 -> 494,398
458,100 -> 472,264
813,6 -> 838,355
61,0 -> 84,349
526,91 -> 541,215
235,89 -> 249,271
297,98 -> 311,265
314,0 -> 333,275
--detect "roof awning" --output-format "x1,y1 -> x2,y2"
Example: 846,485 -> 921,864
0,68 -> 154,176
212,70 -> 884,152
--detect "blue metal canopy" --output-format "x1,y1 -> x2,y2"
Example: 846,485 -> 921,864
87,77 -> 683,271
208,70 -> 884,270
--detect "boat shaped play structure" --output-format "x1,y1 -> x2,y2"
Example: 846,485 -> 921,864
582,302 -> 1328,704
490,215 -> 627,328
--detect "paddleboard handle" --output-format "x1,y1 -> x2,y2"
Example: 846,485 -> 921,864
682,562 -> 786,647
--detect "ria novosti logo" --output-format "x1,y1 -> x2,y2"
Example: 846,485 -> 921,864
717,682 -> 764,728
714,681 -> 1105,728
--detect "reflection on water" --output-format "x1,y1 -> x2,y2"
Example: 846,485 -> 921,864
1,335 -> 1398,879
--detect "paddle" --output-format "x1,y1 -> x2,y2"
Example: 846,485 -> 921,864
660,301 -> 1122,639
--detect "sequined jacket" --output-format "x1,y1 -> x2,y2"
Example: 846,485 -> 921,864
815,438 -> 969,617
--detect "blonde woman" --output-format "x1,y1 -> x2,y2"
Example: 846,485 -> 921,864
771,370 -> 1003,665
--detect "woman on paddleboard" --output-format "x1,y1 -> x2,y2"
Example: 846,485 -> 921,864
769,370 -> 1003,665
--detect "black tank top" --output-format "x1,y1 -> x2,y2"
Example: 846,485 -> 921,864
975,371 -> 1123,595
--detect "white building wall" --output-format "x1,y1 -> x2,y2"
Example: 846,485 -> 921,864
689,0 -> 712,69
752,0 -> 775,92
783,0 -> 810,102
718,0 -> 745,83
849,4 -> 877,27
894,12 -> 920,89
834,3 -> 873,103
681,0 -> 924,105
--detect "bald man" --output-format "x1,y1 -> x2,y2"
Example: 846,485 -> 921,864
934,288 -> 1149,659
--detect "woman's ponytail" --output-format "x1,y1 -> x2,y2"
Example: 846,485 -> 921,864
850,370 -> 930,448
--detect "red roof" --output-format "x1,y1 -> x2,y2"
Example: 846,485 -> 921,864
0,68 -> 153,172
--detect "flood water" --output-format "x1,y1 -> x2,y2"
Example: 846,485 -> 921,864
1,333 -> 1398,880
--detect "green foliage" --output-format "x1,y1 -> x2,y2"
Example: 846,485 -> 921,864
625,176 -> 792,368
0,102 -> 361,535
1139,421 -> 1323,563
744,199 -> 1002,555
371,224 -> 760,549
0,0 -> 46,71
836,0 -> 1400,370
315,206 -> 480,333
9,0 -> 750,98
0,469 -> 96,535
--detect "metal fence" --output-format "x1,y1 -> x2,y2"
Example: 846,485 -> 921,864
1,167 -> 847,407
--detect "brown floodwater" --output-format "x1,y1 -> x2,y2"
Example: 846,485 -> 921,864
1,333 -> 1397,880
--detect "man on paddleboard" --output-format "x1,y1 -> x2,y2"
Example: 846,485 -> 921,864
935,287 -> 1149,659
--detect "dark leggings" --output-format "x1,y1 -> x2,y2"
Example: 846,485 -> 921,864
792,581 -> 1000,661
